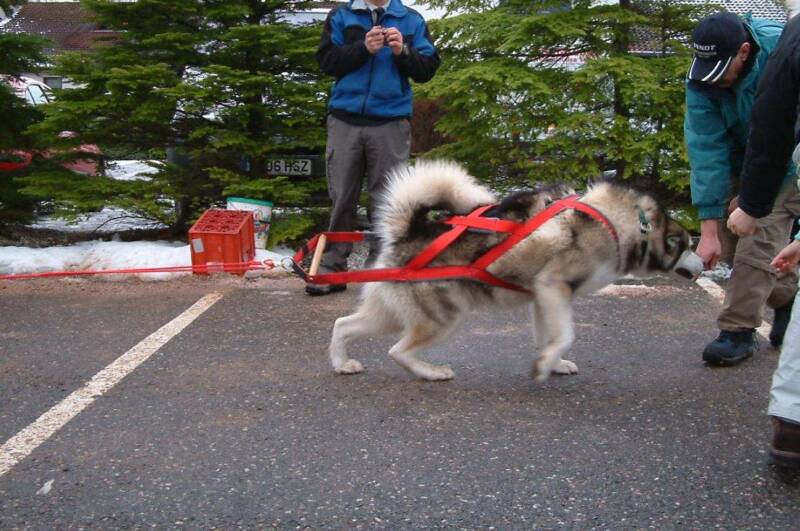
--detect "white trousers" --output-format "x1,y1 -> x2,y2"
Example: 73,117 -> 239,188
769,300 -> 800,423
769,147 -> 800,423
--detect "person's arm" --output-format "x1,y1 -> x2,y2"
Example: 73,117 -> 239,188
317,9 -> 371,78
684,86 -> 735,269
738,31 -> 800,218
393,16 -> 440,83
684,86 -> 733,221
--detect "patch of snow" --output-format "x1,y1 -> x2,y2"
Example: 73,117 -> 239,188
700,262 -> 732,282
30,207 -> 167,233
0,240 -> 291,281
596,284 -> 683,297
105,160 -> 159,181
28,161 -> 166,233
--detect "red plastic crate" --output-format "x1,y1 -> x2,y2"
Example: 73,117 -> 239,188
188,209 -> 255,276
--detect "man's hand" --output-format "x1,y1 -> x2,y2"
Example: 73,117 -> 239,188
727,207 -> 759,237
383,27 -> 403,56
772,240 -> 800,273
697,219 -> 722,270
365,26 -> 385,54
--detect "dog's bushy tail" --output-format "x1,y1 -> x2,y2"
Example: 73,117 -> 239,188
375,159 -> 495,244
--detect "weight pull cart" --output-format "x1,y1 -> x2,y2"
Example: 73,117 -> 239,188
285,195 -> 620,294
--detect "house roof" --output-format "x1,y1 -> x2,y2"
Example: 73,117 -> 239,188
629,0 -> 789,54
0,2 -> 107,55
685,0 -> 788,22
0,1 -> 340,55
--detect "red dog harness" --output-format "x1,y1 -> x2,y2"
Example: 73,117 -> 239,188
290,195 -> 620,294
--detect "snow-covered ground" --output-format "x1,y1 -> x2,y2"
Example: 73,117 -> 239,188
0,240 -> 291,281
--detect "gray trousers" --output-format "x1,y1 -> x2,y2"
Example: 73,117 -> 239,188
322,114 -> 411,271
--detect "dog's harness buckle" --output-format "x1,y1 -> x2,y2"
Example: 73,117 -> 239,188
290,195 -> 620,293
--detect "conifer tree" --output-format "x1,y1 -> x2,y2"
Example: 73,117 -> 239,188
419,0 -> 714,203
24,0 -> 327,239
0,0 -> 48,223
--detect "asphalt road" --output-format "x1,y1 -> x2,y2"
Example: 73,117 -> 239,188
0,274 -> 798,529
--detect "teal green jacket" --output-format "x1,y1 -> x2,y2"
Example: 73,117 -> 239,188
684,16 -> 790,220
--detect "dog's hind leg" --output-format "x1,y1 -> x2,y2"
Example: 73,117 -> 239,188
530,282 -> 578,381
330,298 -> 401,374
388,322 -> 460,381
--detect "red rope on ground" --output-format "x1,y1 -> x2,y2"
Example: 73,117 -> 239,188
0,260 -> 276,281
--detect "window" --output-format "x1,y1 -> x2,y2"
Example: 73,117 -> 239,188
25,85 -> 50,106
43,76 -> 62,90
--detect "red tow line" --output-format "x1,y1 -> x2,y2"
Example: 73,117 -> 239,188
0,196 -> 619,287
0,260 -> 276,281
291,195 -> 620,293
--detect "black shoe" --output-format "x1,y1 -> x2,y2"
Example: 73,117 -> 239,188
305,283 -> 346,296
305,264 -> 347,296
702,329 -> 758,366
770,416 -> 800,468
770,297 -> 795,347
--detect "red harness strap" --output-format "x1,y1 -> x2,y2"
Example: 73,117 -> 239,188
472,195 -> 619,270
406,204 -> 496,270
291,195 -> 619,293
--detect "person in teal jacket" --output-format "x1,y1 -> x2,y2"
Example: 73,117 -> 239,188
685,12 -> 800,365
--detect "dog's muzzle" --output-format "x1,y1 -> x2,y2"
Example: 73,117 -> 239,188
673,250 -> 704,280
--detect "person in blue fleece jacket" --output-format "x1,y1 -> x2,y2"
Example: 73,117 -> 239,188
308,0 -> 440,295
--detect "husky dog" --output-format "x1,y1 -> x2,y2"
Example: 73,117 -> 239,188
328,160 -> 703,381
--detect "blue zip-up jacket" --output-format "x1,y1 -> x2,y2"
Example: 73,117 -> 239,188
316,0 -> 440,120
684,15 -> 790,220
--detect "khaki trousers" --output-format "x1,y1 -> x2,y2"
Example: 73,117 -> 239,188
718,180 -> 800,331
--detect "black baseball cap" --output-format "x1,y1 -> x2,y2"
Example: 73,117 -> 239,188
688,12 -> 748,83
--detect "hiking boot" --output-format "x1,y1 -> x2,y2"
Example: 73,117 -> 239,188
305,283 -> 346,296
702,329 -> 758,366
770,416 -> 800,468
305,265 -> 347,296
769,297 -> 795,348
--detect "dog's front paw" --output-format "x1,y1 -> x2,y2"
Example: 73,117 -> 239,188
552,359 -> 578,375
422,365 -> 455,381
334,359 -> 364,375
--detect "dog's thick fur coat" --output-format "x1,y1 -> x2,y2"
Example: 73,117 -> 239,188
329,160 -> 699,381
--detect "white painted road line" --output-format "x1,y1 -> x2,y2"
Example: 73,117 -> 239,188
695,277 -> 772,339
0,292 -> 224,478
